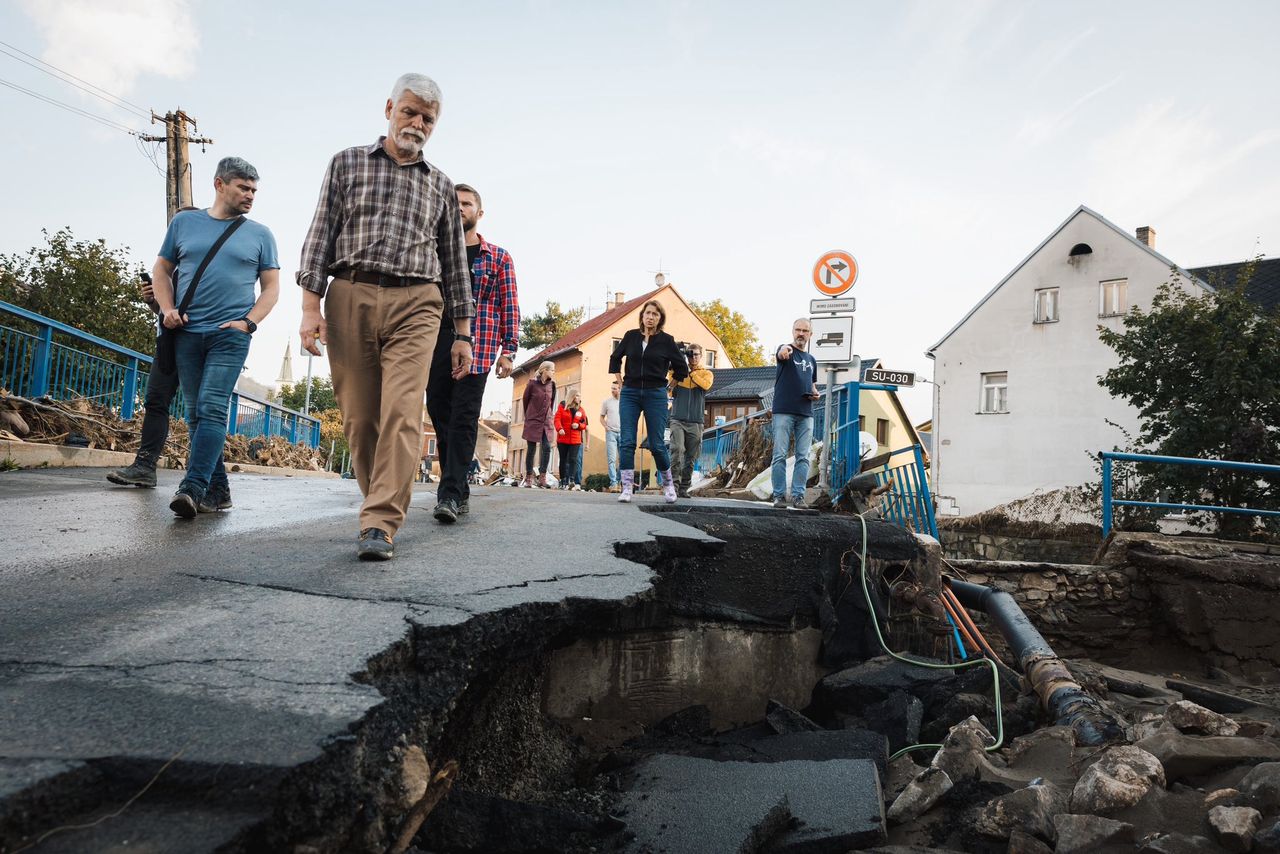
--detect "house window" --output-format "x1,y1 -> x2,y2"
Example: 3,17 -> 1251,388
514,400 -> 522,423
981,372 -> 1008,413
610,337 -> 621,354
1033,288 -> 1059,323
858,415 -> 865,433
704,350 -> 717,368
427,438 -> 437,457
876,418 -> 890,445
1099,279 -> 1128,316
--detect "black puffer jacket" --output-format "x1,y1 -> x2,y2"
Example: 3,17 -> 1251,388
608,329 -> 689,389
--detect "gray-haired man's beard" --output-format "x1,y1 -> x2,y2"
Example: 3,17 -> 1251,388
394,128 -> 426,153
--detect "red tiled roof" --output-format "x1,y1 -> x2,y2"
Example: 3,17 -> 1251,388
514,286 -> 665,374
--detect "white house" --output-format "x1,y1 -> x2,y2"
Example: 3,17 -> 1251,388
925,206 -> 1209,517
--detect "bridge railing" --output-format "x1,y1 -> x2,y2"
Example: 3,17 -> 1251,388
1100,450 -> 1280,537
1,300 -> 320,447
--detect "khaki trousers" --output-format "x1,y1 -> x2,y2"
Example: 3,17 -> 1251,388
326,278 -> 443,536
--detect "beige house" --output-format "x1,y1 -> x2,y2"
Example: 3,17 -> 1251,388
508,277 -> 733,478
476,420 -> 509,477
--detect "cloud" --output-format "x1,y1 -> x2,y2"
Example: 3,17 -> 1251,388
1014,75 -> 1122,147
20,0 -> 198,96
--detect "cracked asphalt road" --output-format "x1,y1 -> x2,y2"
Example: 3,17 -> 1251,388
0,467 -> 718,772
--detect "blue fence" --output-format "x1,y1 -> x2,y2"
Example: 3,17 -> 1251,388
1100,450 -> 1280,537
1,300 -> 320,447
866,444 -> 938,538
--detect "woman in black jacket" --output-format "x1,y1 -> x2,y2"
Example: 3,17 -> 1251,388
607,299 -> 689,503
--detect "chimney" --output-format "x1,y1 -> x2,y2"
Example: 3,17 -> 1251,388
612,291 -> 625,309
1135,226 -> 1156,248
654,272 -> 665,287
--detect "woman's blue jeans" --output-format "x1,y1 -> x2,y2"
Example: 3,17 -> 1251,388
619,386 -> 671,472
174,327 -> 250,498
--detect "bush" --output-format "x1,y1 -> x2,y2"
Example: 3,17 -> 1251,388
584,473 -> 610,492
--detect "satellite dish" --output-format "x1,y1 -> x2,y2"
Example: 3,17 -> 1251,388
858,431 -> 878,459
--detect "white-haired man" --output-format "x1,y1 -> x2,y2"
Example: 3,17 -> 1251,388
298,73 -> 475,561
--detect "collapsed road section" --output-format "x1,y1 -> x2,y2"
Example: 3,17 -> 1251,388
4,470 -> 1280,852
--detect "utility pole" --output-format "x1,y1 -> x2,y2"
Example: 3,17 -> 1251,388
140,110 -> 213,222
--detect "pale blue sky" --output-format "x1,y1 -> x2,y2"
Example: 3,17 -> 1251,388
2,0 -> 1278,422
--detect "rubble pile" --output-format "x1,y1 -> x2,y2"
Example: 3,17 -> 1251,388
875,656 -> 1280,854
0,389 -> 322,470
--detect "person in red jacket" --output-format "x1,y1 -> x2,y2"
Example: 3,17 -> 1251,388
555,391 -> 588,490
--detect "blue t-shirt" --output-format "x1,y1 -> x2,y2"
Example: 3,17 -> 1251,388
773,346 -> 818,417
158,210 -> 279,333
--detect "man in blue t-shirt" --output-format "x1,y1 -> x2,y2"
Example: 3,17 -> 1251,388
771,318 -> 820,509
152,157 -> 280,518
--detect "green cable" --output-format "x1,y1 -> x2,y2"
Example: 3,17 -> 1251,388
852,513 -> 1005,761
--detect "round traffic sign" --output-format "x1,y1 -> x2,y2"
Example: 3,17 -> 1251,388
812,250 -> 858,297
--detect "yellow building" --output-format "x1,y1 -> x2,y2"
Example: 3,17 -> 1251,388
509,278 -> 733,478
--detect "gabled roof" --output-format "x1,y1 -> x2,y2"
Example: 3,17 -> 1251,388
479,419 -> 509,440
1187,257 -> 1280,313
514,287 -> 664,374
927,205 -> 1212,355
705,366 -> 776,402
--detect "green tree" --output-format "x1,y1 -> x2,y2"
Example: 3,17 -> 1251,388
0,228 -> 154,353
519,300 -> 584,350
1098,262 -> 1280,537
279,376 -> 338,413
689,299 -> 766,367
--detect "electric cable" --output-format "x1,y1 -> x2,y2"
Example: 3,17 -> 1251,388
0,39 -> 150,118
851,512 -> 1004,761
0,76 -> 139,135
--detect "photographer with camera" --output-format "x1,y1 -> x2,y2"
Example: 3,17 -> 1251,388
668,343 -> 713,498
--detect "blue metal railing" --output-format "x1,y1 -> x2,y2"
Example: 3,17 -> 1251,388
1100,451 -> 1280,537
1,300 -> 320,448
865,444 -> 938,538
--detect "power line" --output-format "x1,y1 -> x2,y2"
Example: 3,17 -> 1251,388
0,76 -> 139,135
0,38 -> 150,119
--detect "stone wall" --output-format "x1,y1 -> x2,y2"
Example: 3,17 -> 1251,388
946,533 -> 1280,679
941,530 -> 1098,565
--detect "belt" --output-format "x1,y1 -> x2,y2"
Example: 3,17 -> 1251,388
342,270 -> 433,288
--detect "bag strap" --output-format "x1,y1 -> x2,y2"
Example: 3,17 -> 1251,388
177,215 -> 247,316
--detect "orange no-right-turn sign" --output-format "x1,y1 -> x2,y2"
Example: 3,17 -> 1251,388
812,250 -> 858,296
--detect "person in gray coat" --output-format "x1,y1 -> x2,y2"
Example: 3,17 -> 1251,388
668,343 -> 713,498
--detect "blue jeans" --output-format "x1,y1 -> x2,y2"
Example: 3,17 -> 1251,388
605,430 -> 620,485
567,444 -> 583,485
771,413 -> 814,499
174,328 -> 250,497
619,387 -> 670,472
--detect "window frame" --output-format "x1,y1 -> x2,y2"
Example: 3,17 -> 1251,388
1099,278 -> 1128,317
1033,287 -> 1060,324
980,371 -> 1009,414
876,418 -> 890,445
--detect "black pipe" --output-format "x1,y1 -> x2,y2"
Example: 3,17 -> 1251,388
948,579 -> 1125,747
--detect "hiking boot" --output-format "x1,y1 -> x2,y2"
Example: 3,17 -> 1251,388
772,495 -> 787,509
537,473 -> 549,489
107,460 -> 157,488
169,488 -> 200,519
677,486 -> 691,499
457,499 -> 469,515
433,499 -> 459,524
790,495 -> 806,510
358,528 -> 394,561
198,486 -> 233,513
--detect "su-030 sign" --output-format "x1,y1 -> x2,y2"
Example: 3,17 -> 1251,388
864,368 -> 915,387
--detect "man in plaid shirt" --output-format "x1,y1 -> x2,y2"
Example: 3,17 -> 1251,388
426,183 -> 520,523
297,73 -> 475,561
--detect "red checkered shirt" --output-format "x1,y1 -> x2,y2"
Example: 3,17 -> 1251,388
469,234 -> 520,375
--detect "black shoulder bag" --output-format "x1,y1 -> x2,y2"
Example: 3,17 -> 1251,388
154,216 -> 247,374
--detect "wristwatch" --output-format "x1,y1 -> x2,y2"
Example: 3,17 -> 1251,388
242,316 -> 257,334
455,334 -> 474,344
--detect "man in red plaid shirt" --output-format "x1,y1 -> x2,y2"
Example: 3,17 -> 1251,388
427,183 -> 520,522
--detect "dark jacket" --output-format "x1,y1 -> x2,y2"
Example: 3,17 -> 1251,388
521,376 -> 557,443
608,328 -> 689,389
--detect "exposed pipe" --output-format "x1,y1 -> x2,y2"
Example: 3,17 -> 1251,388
947,578 -> 1125,747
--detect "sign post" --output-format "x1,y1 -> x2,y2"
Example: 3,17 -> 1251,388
810,249 -> 858,491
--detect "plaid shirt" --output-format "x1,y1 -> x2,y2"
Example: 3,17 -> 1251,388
296,138 -> 474,319
468,234 -> 520,375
